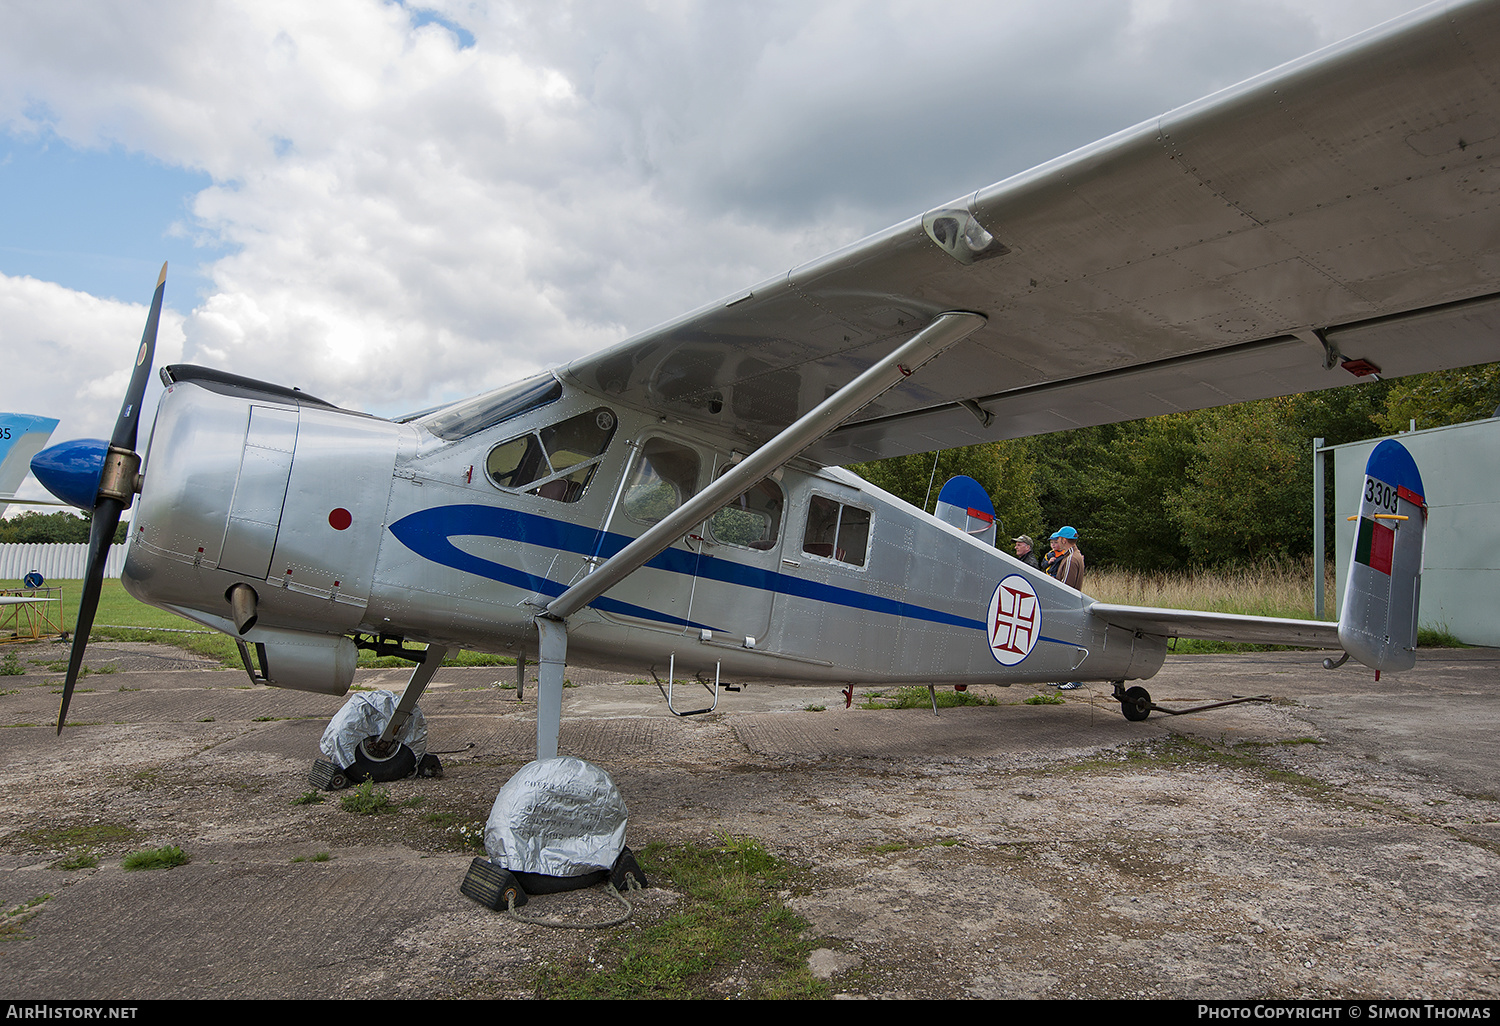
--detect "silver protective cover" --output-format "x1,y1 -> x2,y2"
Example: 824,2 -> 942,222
319,690 -> 428,767
483,757 -> 628,877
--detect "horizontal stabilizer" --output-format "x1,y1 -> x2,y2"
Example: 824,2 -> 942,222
1088,603 -> 1339,648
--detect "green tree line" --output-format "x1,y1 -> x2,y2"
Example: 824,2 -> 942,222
0,510 -> 130,545
853,362 -> 1500,571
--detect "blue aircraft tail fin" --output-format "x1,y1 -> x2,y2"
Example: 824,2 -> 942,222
933,475 -> 997,547
1338,438 -> 1426,673
0,414 -> 62,513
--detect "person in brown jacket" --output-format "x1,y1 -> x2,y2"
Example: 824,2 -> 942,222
1046,526 -> 1085,591
1046,527 -> 1087,689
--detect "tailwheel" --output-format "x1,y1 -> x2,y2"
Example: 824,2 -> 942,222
349,735 -> 417,782
1120,686 -> 1152,722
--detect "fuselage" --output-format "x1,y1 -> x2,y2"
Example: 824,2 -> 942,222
123,368 -> 1166,694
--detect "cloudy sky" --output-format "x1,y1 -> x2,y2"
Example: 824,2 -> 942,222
1,0 -> 1427,502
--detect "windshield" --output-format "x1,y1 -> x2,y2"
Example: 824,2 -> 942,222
415,374 -> 563,441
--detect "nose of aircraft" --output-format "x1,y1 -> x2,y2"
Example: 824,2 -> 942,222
31,438 -> 111,510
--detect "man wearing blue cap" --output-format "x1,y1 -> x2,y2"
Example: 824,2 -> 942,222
1046,526 -> 1084,590
1047,526 -> 1087,689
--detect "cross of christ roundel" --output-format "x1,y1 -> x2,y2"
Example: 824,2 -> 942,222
986,574 -> 1040,666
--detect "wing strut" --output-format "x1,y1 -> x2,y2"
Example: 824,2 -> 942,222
530,310 -> 986,759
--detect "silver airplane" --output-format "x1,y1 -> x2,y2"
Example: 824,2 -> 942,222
29,0 -> 1496,777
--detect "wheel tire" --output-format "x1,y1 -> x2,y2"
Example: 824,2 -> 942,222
350,736 -> 417,782
1121,686 -> 1152,722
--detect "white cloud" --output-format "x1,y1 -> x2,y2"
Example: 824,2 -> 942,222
0,272 -> 185,502
0,0 -> 1426,431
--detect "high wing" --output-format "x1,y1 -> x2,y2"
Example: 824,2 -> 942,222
561,0 -> 1500,465
1087,603 -> 1340,647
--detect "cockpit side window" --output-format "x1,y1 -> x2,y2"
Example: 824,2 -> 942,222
621,438 -> 700,524
486,407 -> 617,503
803,495 -> 871,567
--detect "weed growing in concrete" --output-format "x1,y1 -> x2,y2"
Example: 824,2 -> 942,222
531,834 -> 828,1000
860,686 -> 997,710
51,851 -> 99,871
21,822 -> 137,850
122,845 -> 189,871
0,650 -> 23,676
293,791 -> 326,806
1417,624 -> 1466,648
1,894 -> 51,941
445,822 -> 486,851
339,780 -> 394,815
1024,692 -> 1065,705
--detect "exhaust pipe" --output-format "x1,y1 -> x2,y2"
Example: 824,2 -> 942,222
227,583 -> 259,635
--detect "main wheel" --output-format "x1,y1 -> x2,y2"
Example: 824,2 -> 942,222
1121,686 -> 1152,722
349,736 -> 417,782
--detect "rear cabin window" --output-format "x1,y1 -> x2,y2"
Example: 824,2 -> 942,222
802,495 -> 871,567
486,408 -> 617,503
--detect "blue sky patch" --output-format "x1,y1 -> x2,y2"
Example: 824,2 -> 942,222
0,131 -> 225,303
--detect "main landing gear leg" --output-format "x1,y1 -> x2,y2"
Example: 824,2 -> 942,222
535,616 -> 567,760
362,643 -> 448,779
310,644 -> 450,789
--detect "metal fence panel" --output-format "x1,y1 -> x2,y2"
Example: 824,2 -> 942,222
0,544 -> 127,582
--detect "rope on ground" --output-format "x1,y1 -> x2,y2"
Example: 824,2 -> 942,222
95,625 -> 216,634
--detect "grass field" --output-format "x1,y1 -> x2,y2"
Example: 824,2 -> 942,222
10,580 -> 514,669
1087,560 -> 1336,621
1086,559 -> 1461,650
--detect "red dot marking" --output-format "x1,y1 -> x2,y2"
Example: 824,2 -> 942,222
329,508 -> 352,531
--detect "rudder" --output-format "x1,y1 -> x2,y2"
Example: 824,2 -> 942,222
933,475 -> 997,547
1338,438 -> 1426,673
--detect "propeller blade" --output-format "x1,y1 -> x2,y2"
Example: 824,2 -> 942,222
58,263 -> 165,733
111,261 -> 166,453
57,497 -> 122,732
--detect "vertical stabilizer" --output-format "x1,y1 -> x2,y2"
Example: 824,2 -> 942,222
1339,439 -> 1426,672
0,414 -> 61,518
933,475 -> 997,547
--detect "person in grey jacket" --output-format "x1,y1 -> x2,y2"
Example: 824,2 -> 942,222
1013,534 -> 1039,569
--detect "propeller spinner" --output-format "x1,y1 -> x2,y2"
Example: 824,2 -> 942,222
30,262 -> 167,733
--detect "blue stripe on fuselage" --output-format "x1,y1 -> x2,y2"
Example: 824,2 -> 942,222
386,504 -> 714,629
388,503 -> 995,633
